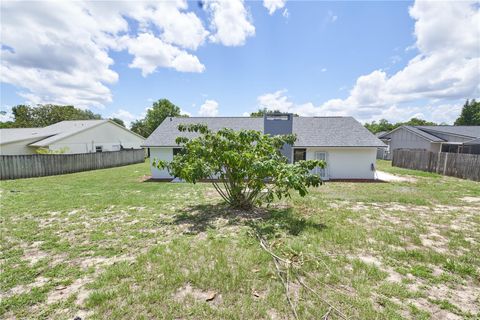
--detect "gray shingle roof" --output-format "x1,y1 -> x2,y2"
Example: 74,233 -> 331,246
142,116 -> 386,148
293,117 -> 385,147
143,117 -> 263,147
404,126 -> 445,142
464,137 -> 480,145
416,125 -> 480,139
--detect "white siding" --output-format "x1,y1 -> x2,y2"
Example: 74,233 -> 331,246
305,147 -> 377,180
0,138 -> 39,155
150,147 -> 174,179
388,127 -> 432,151
149,146 -> 377,180
48,122 -> 144,154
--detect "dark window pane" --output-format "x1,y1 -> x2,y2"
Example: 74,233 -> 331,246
293,149 -> 306,163
173,148 -> 183,156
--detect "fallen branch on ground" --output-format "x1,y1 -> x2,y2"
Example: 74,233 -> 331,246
255,232 -> 348,320
257,234 -> 299,320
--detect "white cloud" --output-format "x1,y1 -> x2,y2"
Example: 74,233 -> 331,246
282,9 -> 290,19
147,1 -> 209,50
263,0 -> 286,15
110,109 -> 142,128
0,1 -> 119,108
126,33 -> 205,76
199,99 -> 219,116
326,10 -> 338,23
0,106 -> 13,122
0,0 -> 258,108
257,89 -> 294,112
205,0 -> 255,46
264,0 -> 480,124
181,109 -> 192,117
256,89 -> 465,124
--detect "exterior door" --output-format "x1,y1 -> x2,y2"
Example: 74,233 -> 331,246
314,151 -> 328,179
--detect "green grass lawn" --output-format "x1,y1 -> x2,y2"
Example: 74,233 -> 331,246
1,160 -> 479,319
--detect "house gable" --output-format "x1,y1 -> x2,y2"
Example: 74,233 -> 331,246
46,121 -> 145,153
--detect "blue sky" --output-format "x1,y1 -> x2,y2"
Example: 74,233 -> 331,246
1,0 -> 479,126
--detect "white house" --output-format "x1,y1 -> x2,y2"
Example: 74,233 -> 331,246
0,120 -> 145,155
142,115 -> 386,180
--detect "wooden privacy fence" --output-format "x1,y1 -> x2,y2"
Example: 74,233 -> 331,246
0,149 -> 145,180
392,149 -> 480,182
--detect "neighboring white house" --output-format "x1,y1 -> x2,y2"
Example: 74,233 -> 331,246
142,115 -> 386,180
0,120 -> 145,155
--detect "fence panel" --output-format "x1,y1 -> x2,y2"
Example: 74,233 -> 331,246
0,149 -> 145,180
392,149 -> 480,182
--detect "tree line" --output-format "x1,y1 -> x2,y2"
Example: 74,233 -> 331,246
0,104 -> 126,129
363,99 -> 480,134
1,99 -> 478,137
0,99 -> 188,138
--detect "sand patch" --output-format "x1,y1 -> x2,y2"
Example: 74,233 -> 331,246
350,254 -> 404,284
419,232 -> 449,253
1,276 -> 50,299
173,284 -> 222,305
428,283 -> 480,315
410,298 -> 462,320
357,255 -> 382,267
23,247 -> 48,265
47,277 -> 91,304
460,196 -> 480,203
376,171 -> 417,183
77,255 -> 136,269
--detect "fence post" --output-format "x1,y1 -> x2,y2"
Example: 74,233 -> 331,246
443,152 -> 448,175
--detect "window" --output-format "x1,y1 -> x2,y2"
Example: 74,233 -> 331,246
173,148 -> 184,157
293,149 -> 306,163
95,146 -> 103,153
442,144 -> 459,153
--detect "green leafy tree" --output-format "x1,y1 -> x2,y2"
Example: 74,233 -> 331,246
364,119 -> 395,134
36,147 -> 69,154
402,118 -> 436,126
9,104 -> 101,128
454,99 -> 480,125
155,124 -> 325,210
130,119 -> 149,138
109,117 -> 125,127
130,99 -> 188,138
250,108 -> 299,117
365,118 -> 437,134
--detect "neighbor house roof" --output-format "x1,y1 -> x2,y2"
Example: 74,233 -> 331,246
29,120 -> 108,147
1,120 -> 144,148
142,116 -> 386,148
416,125 -> 480,139
403,126 -> 446,142
382,125 -> 480,144
0,128 -> 54,145
464,137 -> 480,145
